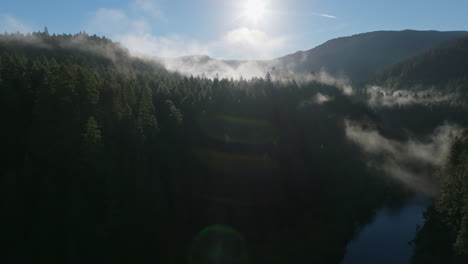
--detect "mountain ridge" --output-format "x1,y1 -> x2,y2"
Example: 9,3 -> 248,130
161,30 -> 468,81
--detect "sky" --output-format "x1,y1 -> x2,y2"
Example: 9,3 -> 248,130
1,0 -> 468,60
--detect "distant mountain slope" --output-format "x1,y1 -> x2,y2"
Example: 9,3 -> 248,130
270,30 -> 468,80
162,30 -> 468,81
372,34 -> 468,91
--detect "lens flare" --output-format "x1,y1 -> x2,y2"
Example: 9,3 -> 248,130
189,225 -> 248,264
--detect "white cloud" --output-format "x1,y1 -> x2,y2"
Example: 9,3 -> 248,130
86,3 -> 289,61
87,7 -> 208,58
0,15 -> 32,33
118,26 -> 288,60
83,1 -> 291,77
311,13 -> 337,19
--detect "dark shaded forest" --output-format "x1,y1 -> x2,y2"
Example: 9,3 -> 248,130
373,34 -> 468,92
367,32 -> 468,264
0,31 -> 410,264
1,31 -> 468,264
411,132 -> 468,264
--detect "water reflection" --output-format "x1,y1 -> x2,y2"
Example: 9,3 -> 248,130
341,196 -> 429,264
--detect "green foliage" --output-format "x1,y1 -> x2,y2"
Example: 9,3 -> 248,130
136,86 -> 158,142
165,99 -> 183,126
82,116 -> 102,153
412,133 -> 468,263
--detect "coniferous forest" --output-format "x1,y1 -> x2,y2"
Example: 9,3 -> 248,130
2,30 -> 468,264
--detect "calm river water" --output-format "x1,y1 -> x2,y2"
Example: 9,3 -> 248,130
341,196 -> 429,264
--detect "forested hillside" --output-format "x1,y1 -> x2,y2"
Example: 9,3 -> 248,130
1,32 -> 411,264
411,132 -> 468,264
346,32 -> 468,263
272,30 -> 468,81
360,34 -> 468,135
373,35 -> 468,92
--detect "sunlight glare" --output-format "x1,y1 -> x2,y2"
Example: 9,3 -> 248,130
242,0 -> 268,24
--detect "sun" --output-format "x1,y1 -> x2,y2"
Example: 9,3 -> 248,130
241,0 -> 269,24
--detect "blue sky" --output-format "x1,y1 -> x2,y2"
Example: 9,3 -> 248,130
1,0 -> 467,60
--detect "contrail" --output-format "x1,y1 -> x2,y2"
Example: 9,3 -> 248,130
311,13 -> 337,19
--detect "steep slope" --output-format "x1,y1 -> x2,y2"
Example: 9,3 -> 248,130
271,30 -> 468,80
373,34 -> 468,91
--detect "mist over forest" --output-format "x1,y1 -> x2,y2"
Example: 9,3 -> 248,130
2,10 -> 468,263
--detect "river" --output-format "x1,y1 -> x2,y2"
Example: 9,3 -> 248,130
341,196 -> 430,264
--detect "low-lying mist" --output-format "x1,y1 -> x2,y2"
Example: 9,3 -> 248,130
158,56 -> 266,79
159,55 -> 356,95
345,120 -> 462,195
4,32 -> 465,198
366,85 -> 464,108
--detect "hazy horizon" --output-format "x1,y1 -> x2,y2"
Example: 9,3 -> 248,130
2,0 -> 468,60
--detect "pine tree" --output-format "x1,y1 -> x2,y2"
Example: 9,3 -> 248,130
165,99 -> 183,126
81,116 -> 102,154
